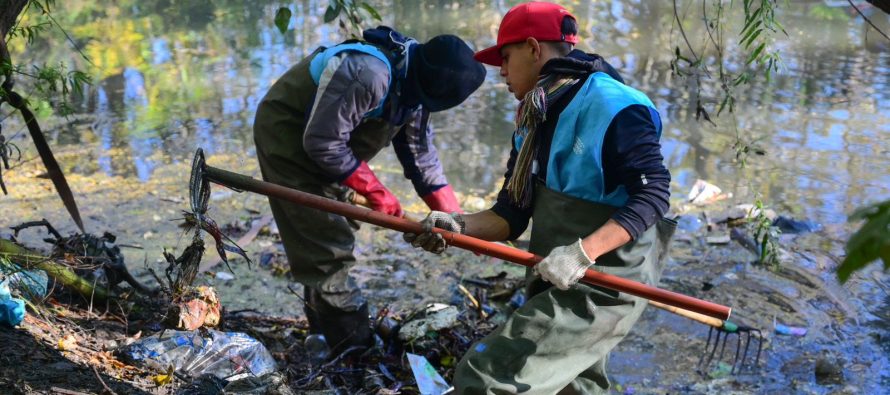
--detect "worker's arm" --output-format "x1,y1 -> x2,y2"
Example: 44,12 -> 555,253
403,142 -> 521,252
391,112 -> 461,213
302,53 -> 389,181
537,105 -> 670,289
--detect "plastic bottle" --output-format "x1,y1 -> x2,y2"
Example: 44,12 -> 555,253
304,334 -> 330,364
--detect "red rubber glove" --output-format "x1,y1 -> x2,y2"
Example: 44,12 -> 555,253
342,161 -> 403,217
421,184 -> 463,214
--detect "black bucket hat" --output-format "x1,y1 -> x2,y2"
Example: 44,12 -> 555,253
408,35 -> 486,112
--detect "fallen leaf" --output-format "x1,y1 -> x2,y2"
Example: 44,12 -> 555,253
153,365 -> 175,386
58,334 -> 77,351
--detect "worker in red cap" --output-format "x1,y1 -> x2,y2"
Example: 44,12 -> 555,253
254,26 -> 485,358
406,2 -> 676,393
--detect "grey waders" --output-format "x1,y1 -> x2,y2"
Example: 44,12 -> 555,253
254,49 -> 401,355
453,184 -> 676,394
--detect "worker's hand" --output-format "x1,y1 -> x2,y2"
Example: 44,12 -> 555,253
535,239 -> 595,290
341,161 -> 403,217
403,211 -> 465,254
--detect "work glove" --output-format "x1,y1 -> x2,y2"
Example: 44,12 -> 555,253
534,239 -> 595,290
341,161 -> 403,217
403,211 -> 465,254
421,185 -> 463,214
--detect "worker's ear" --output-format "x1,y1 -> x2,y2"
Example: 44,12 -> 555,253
526,37 -> 542,62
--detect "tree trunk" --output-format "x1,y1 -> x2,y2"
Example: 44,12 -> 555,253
1,0 -> 28,86
0,0 -> 28,38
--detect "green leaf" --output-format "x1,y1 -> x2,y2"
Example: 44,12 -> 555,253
837,200 -> 890,283
360,3 -> 382,21
324,3 -> 341,23
717,94 -> 731,115
274,7 -> 291,35
746,42 -> 766,65
743,27 -> 762,48
739,20 -> 762,47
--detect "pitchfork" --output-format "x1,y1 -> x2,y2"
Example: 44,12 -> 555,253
188,148 -> 733,320
650,300 -> 763,374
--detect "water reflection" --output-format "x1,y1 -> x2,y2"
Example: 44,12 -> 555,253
12,0 -> 890,226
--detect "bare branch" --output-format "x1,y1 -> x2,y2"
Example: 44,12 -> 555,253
850,0 -> 890,41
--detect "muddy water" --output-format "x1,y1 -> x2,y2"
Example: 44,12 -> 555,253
1,1 -> 888,393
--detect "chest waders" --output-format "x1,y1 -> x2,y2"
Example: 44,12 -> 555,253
253,46 -> 405,353
453,70 -> 676,394
453,184 -> 675,394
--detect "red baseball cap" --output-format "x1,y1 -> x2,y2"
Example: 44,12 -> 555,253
474,2 -> 578,66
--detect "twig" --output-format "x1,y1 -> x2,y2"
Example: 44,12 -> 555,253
116,244 -> 143,250
673,0 -> 699,60
321,345 -> 365,369
10,218 -> 62,239
49,387 -> 90,395
91,365 -> 117,395
848,0 -> 890,41
460,277 -> 494,288
458,284 -> 488,319
198,214 -> 272,272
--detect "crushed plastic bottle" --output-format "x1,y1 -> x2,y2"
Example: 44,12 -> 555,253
508,289 -> 526,309
120,330 -> 277,382
304,334 -> 330,364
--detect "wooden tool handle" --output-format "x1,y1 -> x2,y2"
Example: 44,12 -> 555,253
648,300 -> 725,328
203,164 -> 732,320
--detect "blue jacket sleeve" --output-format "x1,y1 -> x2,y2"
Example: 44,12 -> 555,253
391,111 -> 449,197
601,104 -> 671,240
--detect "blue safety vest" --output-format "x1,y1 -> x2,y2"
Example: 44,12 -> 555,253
308,43 -> 393,119
514,72 -> 663,207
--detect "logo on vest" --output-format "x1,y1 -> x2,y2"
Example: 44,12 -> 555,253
572,137 -> 585,155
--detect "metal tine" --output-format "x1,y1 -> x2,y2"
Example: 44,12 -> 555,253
717,331 -> 732,364
736,326 -> 765,373
697,326 -> 715,371
731,330 -> 744,375
702,330 -> 722,373
751,328 -> 764,371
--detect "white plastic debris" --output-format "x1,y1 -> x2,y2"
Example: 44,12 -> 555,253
398,304 -> 460,341
687,179 -> 730,205
706,234 -> 731,244
407,353 -> 451,395
215,271 -> 235,281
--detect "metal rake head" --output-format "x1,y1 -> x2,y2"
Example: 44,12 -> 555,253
697,324 -> 764,375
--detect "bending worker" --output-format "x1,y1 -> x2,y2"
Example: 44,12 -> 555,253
406,3 -> 676,393
254,27 -> 485,353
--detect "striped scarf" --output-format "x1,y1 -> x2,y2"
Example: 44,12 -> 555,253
505,74 -> 580,208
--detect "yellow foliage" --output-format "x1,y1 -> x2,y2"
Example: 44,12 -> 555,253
58,334 -> 78,351
72,19 -> 149,78
152,365 -> 175,386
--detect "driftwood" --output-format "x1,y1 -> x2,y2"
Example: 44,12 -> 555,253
0,239 -> 109,302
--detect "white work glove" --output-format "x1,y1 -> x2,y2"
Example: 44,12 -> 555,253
403,211 -> 465,254
535,239 -> 595,290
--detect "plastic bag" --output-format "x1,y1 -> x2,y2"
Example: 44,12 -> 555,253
120,330 -> 277,381
0,280 -> 26,326
0,262 -> 48,299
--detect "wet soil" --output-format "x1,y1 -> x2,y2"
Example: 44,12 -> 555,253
1,147 -> 888,394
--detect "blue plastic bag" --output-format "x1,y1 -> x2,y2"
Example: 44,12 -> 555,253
0,281 -> 26,326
